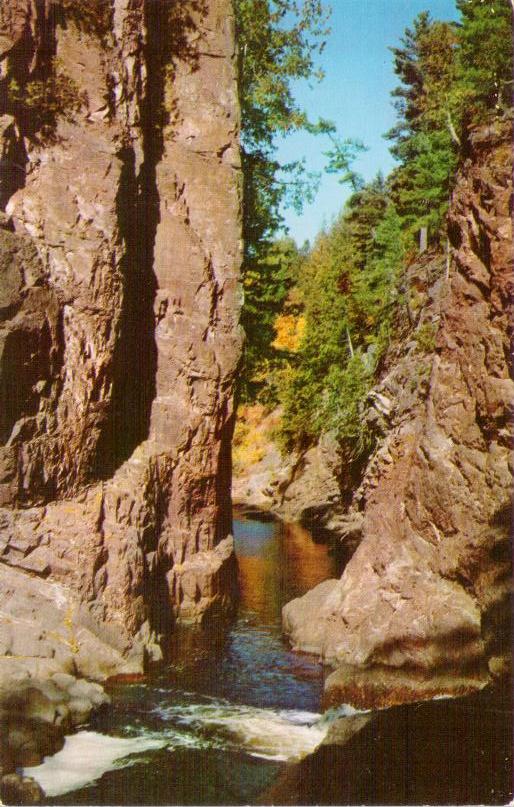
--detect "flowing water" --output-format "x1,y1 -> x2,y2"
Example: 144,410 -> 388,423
30,515 -> 344,805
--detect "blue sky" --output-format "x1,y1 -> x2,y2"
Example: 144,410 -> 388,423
277,0 -> 459,245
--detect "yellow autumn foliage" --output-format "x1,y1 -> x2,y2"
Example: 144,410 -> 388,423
233,405 -> 266,470
272,314 -> 305,352
232,404 -> 281,471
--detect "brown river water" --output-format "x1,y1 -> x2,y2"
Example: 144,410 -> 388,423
23,513 -> 512,805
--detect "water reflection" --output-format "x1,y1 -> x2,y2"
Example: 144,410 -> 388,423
42,514 -> 340,806
280,521 -> 339,601
235,516 -> 338,629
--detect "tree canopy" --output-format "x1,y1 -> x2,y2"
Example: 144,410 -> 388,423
235,0 -> 334,398
456,0 -> 513,114
236,0 -> 513,466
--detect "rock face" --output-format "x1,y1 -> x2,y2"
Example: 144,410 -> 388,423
279,688 -> 512,806
273,431 -> 343,527
0,0 -> 242,693
283,123 -> 512,692
232,404 -> 343,529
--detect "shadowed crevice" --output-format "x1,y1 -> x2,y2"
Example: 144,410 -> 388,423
94,141 -> 158,477
94,0 -> 208,477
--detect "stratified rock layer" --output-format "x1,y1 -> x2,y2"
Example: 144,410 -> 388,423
283,123 -> 512,685
0,0 -> 242,690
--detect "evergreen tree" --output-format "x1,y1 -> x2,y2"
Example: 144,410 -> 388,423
241,237 -> 302,399
456,0 -> 513,115
387,13 -> 459,244
389,15 -> 460,150
388,127 -> 456,240
343,175 -> 388,273
234,0 -> 333,400
277,179 -> 403,455
350,201 -> 404,351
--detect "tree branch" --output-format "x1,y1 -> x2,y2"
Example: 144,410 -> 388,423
445,109 -> 461,147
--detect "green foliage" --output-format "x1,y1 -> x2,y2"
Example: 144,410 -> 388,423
350,201 -> 405,352
339,178 -> 403,351
236,0 -> 330,150
388,14 -> 460,149
344,175 -> 388,272
235,1 -> 378,403
389,128 -> 457,240
274,223 -> 351,449
316,353 -> 375,457
236,0 -> 331,243
235,0 -> 336,400
276,179 -> 404,457
241,237 -> 303,400
387,3 -> 513,244
8,64 -> 87,139
324,136 -> 367,189
386,13 -> 459,244
456,0 -> 513,115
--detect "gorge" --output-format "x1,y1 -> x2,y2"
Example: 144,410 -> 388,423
0,0 -> 512,805
0,0 -> 243,796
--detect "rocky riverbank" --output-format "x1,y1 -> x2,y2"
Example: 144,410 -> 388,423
234,121 -> 512,709
0,669 -> 110,804
0,0 -> 242,799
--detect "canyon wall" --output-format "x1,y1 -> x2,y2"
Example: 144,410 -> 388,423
283,122 -> 513,703
0,0 -> 242,688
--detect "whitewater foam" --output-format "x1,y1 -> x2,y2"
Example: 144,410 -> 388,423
23,700 -> 355,798
24,731 -> 167,797
155,701 -> 328,761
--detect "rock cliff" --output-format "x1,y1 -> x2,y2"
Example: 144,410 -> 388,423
0,0 -> 242,769
232,404 -> 344,531
283,122 -> 513,702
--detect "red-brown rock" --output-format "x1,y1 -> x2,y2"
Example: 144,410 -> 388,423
283,123 -> 512,687
0,0 -> 242,685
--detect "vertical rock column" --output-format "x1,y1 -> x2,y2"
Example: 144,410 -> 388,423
0,0 -> 243,677
149,1 -> 243,622
78,0 -> 244,644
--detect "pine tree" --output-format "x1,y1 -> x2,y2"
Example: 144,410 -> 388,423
387,13 -> 459,244
350,201 -> 404,351
277,180 -> 403,455
240,237 -> 302,400
456,0 -> 513,115
234,0 -> 333,400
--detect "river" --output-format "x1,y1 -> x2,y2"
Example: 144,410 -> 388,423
31,514 -> 345,805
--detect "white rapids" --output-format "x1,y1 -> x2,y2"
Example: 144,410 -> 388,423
154,701 -> 329,762
23,699 -> 368,798
23,732 -> 167,798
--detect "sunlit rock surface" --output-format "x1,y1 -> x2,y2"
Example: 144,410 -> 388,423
283,123 -> 513,691
0,2 -> 242,786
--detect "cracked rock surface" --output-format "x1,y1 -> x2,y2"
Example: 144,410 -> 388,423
283,123 -> 513,700
0,0 -> 242,765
